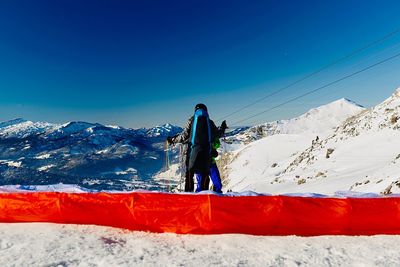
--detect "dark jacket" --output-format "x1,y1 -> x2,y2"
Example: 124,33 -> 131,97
172,115 -> 225,173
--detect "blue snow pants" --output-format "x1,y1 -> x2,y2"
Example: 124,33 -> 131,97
195,164 -> 222,193
209,163 -> 222,193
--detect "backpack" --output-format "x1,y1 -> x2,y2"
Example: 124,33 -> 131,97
188,108 -> 212,172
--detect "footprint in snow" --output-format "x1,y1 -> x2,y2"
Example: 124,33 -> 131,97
100,236 -> 126,247
0,239 -> 12,250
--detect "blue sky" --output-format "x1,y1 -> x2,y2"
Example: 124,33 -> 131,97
1,1 -> 400,128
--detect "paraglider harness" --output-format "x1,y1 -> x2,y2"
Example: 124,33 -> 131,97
188,108 -> 213,173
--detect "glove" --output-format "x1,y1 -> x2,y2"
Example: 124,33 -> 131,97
221,120 -> 228,130
167,136 -> 174,145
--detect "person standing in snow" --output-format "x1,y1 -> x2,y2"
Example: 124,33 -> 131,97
167,103 -> 227,192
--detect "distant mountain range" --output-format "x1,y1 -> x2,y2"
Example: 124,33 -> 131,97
3,90 -> 399,195
0,119 -> 182,190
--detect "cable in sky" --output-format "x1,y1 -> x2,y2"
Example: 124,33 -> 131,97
216,27 -> 400,122
232,50 -> 400,126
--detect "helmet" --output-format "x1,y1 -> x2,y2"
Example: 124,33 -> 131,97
195,103 -> 208,112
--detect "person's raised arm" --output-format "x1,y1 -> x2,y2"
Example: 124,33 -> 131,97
210,120 -> 228,139
167,117 -> 193,145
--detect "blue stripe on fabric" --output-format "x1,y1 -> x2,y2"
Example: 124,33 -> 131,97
191,113 -> 198,146
206,116 -> 212,152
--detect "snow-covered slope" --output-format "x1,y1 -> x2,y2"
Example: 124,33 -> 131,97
226,134 -> 313,191
225,89 -> 400,195
1,223 -> 400,267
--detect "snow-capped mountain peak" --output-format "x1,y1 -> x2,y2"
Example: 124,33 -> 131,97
53,121 -> 99,136
146,123 -> 182,137
268,97 -> 365,133
302,98 -> 364,118
0,119 -> 58,139
0,118 -> 27,129
227,98 -> 365,145
332,98 -> 364,108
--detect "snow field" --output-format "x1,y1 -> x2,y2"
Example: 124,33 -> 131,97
1,223 -> 400,267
